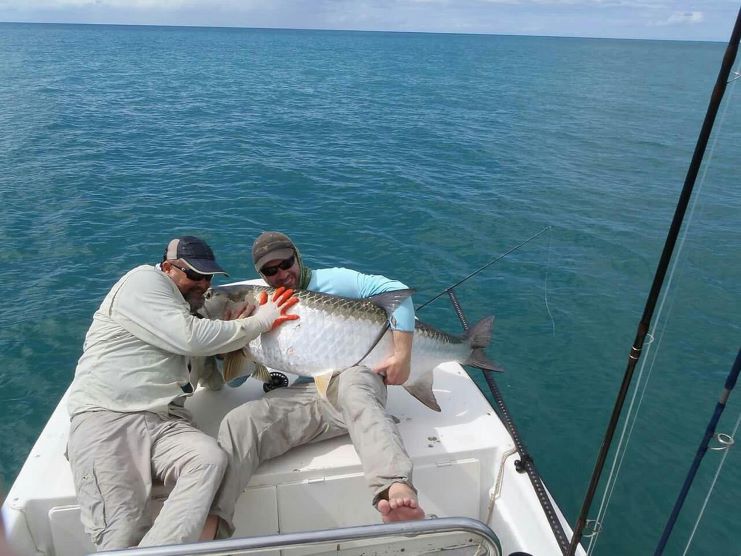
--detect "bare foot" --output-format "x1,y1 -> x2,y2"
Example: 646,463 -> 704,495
377,482 -> 425,523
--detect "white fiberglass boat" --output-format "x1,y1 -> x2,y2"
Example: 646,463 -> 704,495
2,280 -> 583,555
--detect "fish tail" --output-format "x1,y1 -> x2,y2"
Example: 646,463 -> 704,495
463,316 -> 502,372
465,348 -> 502,372
464,316 -> 494,348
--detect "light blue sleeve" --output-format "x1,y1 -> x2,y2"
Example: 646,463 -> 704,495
308,267 -> 416,332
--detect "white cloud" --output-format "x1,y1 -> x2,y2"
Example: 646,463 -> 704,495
0,0 -> 184,7
0,0 -> 732,41
476,0 -> 666,5
0,0 -> 261,9
655,10 -> 704,25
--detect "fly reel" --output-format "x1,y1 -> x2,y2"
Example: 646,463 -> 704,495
263,371 -> 289,393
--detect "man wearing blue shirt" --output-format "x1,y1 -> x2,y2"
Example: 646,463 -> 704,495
211,232 -> 424,537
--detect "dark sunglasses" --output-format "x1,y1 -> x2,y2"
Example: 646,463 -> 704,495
170,262 -> 212,282
261,256 -> 295,277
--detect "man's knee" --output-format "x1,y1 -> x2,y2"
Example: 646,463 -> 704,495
336,366 -> 387,408
72,455 -> 150,550
86,491 -> 150,550
205,445 -> 228,474
188,442 -> 228,477
218,401 -> 263,455
97,520 -> 149,551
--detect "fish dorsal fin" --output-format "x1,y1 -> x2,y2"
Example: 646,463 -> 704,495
314,371 -> 335,400
367,289 -> 415,317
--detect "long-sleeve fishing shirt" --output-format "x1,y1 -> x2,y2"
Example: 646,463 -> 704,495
67,265 -> 268,417
308,267 -> 415,331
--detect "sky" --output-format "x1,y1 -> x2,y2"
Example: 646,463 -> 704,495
0,0 -> 737,42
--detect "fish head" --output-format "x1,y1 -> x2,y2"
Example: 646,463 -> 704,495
200,285 -> 263,320
200,287 -> 230,319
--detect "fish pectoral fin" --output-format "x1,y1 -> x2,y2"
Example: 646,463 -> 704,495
223,348 -> 253,382
251,363 -> 272,383
403,371 -> 441,412
314,370 -> 335,400
193,356 -> 225,391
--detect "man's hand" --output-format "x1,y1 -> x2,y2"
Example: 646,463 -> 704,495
373,330 -> 413,385
253,287 -> 300,331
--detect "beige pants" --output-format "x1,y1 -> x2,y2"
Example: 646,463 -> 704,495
67,406 -> 227,550
211,366 -> 414,537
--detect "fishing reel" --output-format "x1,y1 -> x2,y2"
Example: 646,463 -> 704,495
263,371 -> 290,393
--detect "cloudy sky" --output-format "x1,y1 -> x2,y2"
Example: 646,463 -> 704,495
0,0 -> 737,42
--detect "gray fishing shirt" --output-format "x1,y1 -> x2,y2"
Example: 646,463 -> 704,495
68,265 -> 266,417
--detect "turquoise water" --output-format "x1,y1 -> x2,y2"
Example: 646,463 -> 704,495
1,22 -> 739,555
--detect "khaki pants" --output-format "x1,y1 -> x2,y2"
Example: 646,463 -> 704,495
211,366 -> 414,537
67,406 -> 227,550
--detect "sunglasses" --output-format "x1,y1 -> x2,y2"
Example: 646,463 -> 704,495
261,256 -> 295,277
170,262 -> 212,282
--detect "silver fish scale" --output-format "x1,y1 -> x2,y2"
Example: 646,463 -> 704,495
290,288 -> 390,327
204,284 -> 472,379
215,285 -> 463,346
254,301 -> 393,376
277,287 -> 463,347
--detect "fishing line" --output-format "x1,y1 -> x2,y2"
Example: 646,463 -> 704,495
570,15 -> 741,549
654,350 -> 741,554
416,226 -> 552,312
586,325 -> 670,555
682,80 -> 741,556
585,60 -> 741,554
682,409 -> 740,555
544,225 -> 556,336
353,229 -> 554,370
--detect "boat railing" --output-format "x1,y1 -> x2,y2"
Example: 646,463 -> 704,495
93,516 -> 502,556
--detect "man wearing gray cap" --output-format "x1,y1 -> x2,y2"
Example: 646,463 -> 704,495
66,236 -> 299,550
211,232 -> 424,537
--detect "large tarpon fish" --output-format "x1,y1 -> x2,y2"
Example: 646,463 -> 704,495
201,284 -> 499,412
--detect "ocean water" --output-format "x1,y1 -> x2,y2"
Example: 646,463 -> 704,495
1,22 -> 739,555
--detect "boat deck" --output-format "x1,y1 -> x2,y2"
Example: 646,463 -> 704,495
3,363 -> 579,556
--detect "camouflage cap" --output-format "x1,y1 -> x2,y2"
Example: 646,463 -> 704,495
252,231 -> 296,272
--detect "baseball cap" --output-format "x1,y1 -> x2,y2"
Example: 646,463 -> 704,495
165,236 -> 228,275
252,231 -> 296,272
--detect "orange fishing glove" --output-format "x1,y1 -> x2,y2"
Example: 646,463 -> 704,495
256,287 -> 300,330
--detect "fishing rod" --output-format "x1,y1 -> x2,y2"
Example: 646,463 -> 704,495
354,226 -> 552,368
416,225 -> 551,312
567,7 -> 741,554
654,348 -> 740,555
415,224 -> 573,554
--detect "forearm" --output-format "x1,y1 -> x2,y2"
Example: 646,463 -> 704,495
392,330 -> 413,363
185,316 -> 267,356
181,287 -> 299,355
115,292 -> 266,357
379,329 -> 412,385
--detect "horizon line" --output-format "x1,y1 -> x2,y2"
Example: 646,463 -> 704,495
0,20 -> 725,44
